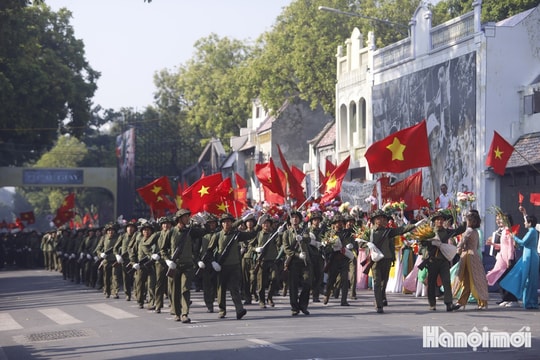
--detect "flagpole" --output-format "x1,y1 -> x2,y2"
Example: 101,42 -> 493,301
428,165 -> 437,207
512,147 -> 540,176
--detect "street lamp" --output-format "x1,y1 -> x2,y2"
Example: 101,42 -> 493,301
318,6 -> 409,35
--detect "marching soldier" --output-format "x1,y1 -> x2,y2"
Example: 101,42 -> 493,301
307,211 -> 325,302
253,215 -> 280,308
206,213 -> 260,320
80,228 -> 98,287
94,223 -> 120,298
322,214 -> 354,306
114,220 -> 139,301
132,221 -> 157,309
197,213 -> 220,313
369,209 -> 418,313
152,216 -> 174,313
282,210 -> 312,316
240,216 -> 258,305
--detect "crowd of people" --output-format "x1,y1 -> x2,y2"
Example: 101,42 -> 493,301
1,197 -> 539,321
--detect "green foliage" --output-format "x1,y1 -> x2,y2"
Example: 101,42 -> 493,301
0,2 -> 99,166
432,0 -> 540,24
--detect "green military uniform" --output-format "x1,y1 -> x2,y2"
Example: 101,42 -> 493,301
282,211 -> 312,316
134,222 -> 157,309
114,221 -> 139,301
94,223 -> 119,298
208,213 -> 258,319
240,218 -> 258,304
254,216 -> 281,308
197,214 -> 220,313
307,212 -> 325,302
153,217 -> 174,313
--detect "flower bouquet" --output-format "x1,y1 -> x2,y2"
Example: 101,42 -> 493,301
411,222 -> 436,241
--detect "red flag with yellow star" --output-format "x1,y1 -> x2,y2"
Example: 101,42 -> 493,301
485,131 -> 514,176
365,120 -> 431,174
137,176 -> 174,210
182,173 -> 223,213
320,156 -> 350,203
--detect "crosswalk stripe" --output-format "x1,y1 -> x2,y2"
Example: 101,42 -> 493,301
86,303 -> 138,319
38,308 -> 82,325
0,313 -> 23,331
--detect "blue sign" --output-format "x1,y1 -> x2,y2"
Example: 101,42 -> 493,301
23,169 -> 84,185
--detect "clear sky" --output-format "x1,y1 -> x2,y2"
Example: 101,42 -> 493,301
46,0 -> 293,111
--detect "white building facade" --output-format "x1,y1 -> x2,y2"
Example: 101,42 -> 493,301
332,0 -> 540,233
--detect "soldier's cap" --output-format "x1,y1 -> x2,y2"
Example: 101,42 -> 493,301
259,214 -> 274,224
205,213 -> 218,223
175,208 -> 191,219
330,214 -> 346,224
309,211 -> 323,221
125,219 -> 138,228
289,210 -> 303,219
431,210 -> 449,221
344,214 -> 356,222
157,216 -> 174,225
219,213 -> 235,223
139,221 -> 154,231
370,209 -> 392,222
104,222 -> 117,231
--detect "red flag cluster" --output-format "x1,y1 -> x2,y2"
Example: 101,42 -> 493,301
52,193 -> 76,228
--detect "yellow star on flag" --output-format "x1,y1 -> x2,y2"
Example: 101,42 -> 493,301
386,137 -> 406,161
176,195 -> 183,208
198,185 -> 210,197
217,202 -> 228,212
151,185 -> 162,196
156,195 -> 163,202
326,175 -> 337,191
494,146 -> 503,159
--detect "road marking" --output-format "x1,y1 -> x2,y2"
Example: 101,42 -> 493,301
247,338 -> 291,351
0,313 -> 23,331
38,308 -> 82,325
86,303 -> 138,319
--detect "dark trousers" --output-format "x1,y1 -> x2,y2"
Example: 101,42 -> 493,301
288,260 -> 312,312
426,258 -> 452,307
372,258 -> 392,308
217,264 -> 244,316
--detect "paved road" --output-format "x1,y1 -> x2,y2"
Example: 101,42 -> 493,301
0,268 -> 539,360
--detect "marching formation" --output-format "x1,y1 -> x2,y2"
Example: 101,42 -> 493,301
3,198 -> 538,322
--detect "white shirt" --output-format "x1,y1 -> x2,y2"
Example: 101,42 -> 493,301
438,192 -> 452,209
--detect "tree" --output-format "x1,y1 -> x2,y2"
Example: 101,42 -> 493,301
244,0 -> 418,115
432,0 -> 540,24
0,2 -> 99,166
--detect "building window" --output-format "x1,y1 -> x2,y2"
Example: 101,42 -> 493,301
524,91 -> 540,115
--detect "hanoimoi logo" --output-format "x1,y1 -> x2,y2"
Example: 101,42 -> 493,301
423,326 -> 531,351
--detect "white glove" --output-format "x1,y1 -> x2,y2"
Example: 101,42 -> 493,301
257,214 -> 268,226
431,239 -> 442,248
332,239 -> 342,251
28,248 -> 32,252
64,253 -> 69,258
165,259 -> 176,269
211,261 -> 222,272
79,253 -> 84,260
346,243 -> 354,250
299,252 -> 306,260
310,239 -> 321,248
93,256 -> 98,262
278,223 -> 287,234
115,254 -> 123,263
132,263 -> 140,270
309,233 -> 316,241
416,218 -> 429,227
296,235 -> 303,242
86,254 -> 92,260
151,253 -> 160,261
342,248 -> 354,260
242,212 -> 254,222
197,261 -> 206,268
69,253 -> 75,259
100,252 -> 106,259
255,246 -> 263,253
56,251 -> 62,256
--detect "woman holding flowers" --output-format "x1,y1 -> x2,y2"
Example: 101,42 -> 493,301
500,213 -> 539,309
451,211 -> 489,310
